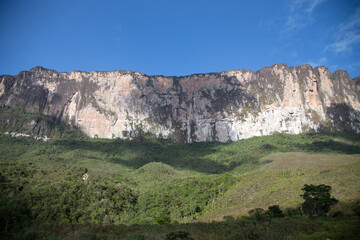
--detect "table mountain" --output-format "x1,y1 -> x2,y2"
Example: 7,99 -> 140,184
1,63 -> 359,142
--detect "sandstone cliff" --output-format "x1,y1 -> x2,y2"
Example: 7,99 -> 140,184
1,64 -> 359,142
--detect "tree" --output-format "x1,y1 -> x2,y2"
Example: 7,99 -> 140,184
266,205 -> 284,218
300,184 -> 338,217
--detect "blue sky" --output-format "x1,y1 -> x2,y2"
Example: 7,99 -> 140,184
0,0 -> 359,77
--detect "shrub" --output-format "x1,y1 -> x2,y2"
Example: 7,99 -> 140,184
266,205 -> 285,218
164,230 -> 193,240
156,215 -> 171,225
284,207 -> 302,217
300,184 -> 338,217
129,234 -> 146,240
248,208 -> 269,222
328,210 -> 343,218
223,215 -> 235,221
352,200 -> 360,216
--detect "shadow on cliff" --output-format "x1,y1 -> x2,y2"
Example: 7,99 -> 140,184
287,103 -> 360,154
325,103 -> 360,133
130,74 -> 259,142
53,138 -> 246,174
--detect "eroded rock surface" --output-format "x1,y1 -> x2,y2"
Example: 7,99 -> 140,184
1,64 -> 359,142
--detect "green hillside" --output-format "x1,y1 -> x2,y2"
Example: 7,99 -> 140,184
0,125 -> 360,239
199,152 -> 360,221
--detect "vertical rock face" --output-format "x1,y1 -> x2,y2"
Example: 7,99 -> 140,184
1,64 -> 359,142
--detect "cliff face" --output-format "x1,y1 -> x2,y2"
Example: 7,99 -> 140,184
1,64 -> 359,142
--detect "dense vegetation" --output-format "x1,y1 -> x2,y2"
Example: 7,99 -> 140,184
1,121 -> 360,239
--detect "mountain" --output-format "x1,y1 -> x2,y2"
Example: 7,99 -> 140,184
1,63 -> 359,142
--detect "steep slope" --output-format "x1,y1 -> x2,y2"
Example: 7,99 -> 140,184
1,64 -> 359,142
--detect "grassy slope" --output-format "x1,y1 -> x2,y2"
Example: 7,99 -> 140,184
1,132 -> 359,210
1,131 -> 359,189
199,152 -> 360,221
1,127 -> 360,239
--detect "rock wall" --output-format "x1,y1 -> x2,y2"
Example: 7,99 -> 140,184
1,64 -> 359,142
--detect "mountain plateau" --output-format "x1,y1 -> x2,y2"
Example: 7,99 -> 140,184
1,63 -> 359,142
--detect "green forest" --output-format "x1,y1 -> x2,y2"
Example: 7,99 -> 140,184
1,117 -> 360,239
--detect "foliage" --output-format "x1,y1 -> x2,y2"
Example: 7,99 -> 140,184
2,217 -> 358,240
284,207 -> 302,217
266,205 -> 285,218
352,200 -> 360,216
0,129 -> 359,238
248,208 -> 270,222
0,108 -> 82,139
0,162 -> 138,232
223,215 -> 235,221
164,230 -> 193,240
156,215 -> 172,225
200,150 -> 360,221
301,184 -> 339,217
135,173 -> 235,222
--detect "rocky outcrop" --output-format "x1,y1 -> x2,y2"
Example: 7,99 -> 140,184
0,131 -> 50,141
1,64 -> 359,142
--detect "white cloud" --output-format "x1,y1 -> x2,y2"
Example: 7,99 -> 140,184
306,0 -> 326,14
326,33 -> 360,53
325,8 -> 360,53
285,0 -> 326,32
289,0 -> 325,13
285,15 -> 305,32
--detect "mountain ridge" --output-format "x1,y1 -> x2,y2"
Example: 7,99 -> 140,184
12,63 -> 358,79
1,63 -> 359,142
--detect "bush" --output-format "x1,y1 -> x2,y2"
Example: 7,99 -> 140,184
164,230 -> 193,240
284,207 -> 302,217
248,208 -> 269,222
266,205 -> 284,218
300,184 -> 338,217
223,215 -> 235,221
156,215 -> 171,225
329,210 -> 343,218
129,234 -> 146,240
352,200 -> 360,216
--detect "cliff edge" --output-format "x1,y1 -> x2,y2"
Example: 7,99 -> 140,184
1,64 -> 359,142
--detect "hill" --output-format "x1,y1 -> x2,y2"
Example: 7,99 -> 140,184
1,129 -> 359,239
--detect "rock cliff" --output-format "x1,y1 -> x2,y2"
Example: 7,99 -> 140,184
1,64 -> 359,142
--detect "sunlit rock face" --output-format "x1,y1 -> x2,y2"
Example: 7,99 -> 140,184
1,63 -> 359,142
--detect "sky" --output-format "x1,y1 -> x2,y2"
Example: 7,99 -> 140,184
0,0 -> 359,78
